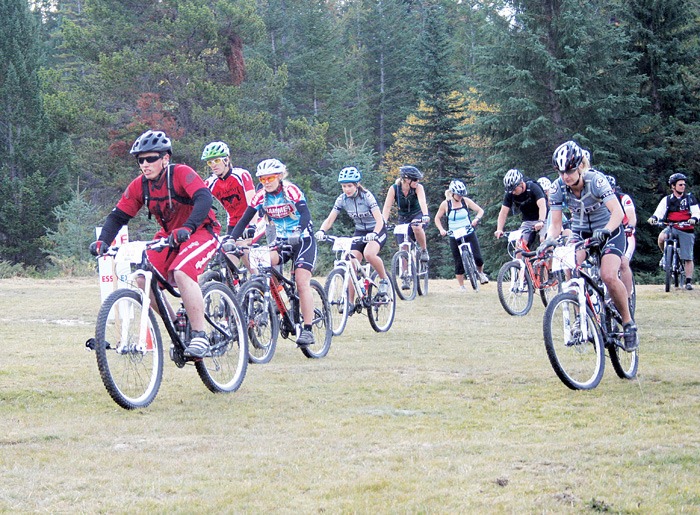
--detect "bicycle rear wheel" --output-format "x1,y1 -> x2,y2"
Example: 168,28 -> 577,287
238,280 -> 279,364
538,266 -> 563,307
675,250 -> 686,288
300,280 -> 333,359
607,315 -> 639,380
497,260 -> 534,316
367,272 -> 396,332
94,288 -> 163,410
195,282 -> 248,393
391,250 -> 417,301
417,259 -> 429,296
543,292 -> 605,390
324,268 -> 350,336
461,248 -> 479,291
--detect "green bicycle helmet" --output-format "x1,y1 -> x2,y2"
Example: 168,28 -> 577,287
201,141 -> 230,161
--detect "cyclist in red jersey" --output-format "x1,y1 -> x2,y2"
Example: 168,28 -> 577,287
90,130 -> 220,358
648,173 -> 700,290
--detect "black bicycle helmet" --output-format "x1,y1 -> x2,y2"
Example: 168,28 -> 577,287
400,165 -> 423,181
668,172 -> 687,186
552,141 -> 583,173
130,130 -> 172,155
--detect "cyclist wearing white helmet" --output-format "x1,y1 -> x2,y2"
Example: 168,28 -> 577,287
648,172 -> 700,290
229,158 -> 318,346
545,140 -> 637,351
90,130 -> 220,359
201,141 -> 255,233
381,165 -> 431,262
316,166 -> 391,295
494,169 -> 547,249
434,179 -> 488,289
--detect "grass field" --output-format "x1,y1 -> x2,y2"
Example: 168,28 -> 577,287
0,276 -> 698,513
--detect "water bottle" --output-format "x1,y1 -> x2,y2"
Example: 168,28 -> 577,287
175,307 -> 188,333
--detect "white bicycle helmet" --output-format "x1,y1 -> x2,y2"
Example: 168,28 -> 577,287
503,169 -> 523,192
537,177 -> 552,193
448,179 -> 467,197
338,166 -> 362,183
552,141 -> 583,173
256,158 -> 286,177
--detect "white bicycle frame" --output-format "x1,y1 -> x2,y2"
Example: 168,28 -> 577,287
331,236 -> 375,301
552,244 -> 594,343
112,240 -> 167,354
393,223 -> 417,278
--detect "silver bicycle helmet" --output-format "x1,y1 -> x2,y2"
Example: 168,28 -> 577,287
448,179 -> 467,197
130,130 -> 172,155
503,169 -> 523,192
537,177 -> 552,193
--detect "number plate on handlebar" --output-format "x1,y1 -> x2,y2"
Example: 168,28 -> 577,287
114,241 -> 148,264
249,246 -> 272,268
508,229 -> 523,243
393,224 -> 410,236
332,237 -> 354,252
552,245 -> 576,271
451,226 -> 469,239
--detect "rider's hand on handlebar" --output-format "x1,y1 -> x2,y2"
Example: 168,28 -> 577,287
168,227 -> 192,248
647,216 -> 658,225
314,230 -> 325,241
592,228 -> 611,246
421,215 -> 430,224
494,229 -> 504,239
690,217 -> 698,226
89,240 -> 108,257
365,232 -> 377,242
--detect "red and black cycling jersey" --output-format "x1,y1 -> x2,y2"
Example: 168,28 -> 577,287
117,164 -> 218,233
205,167 -> 255,228
652,192 -> 700,232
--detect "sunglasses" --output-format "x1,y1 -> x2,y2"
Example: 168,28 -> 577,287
136,153 -> 164,165
557,168 -> 578,176
258,174 -> 279,184
207,157 -> 225,167
675,183 -> 686,187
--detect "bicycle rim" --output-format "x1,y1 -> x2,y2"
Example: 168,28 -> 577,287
607,316 -> 638,380
367,272 -> 396,332
497,261 -> 533,316
300,280 -> 333,359
195,282 -> 248,393
543,293 -> 605,390
324,268 -> 350,336
94,289 -> 163,409
392,250 -> 416,301
238,280 -> 278,364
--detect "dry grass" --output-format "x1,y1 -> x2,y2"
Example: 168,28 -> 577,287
0,277 -> 698,513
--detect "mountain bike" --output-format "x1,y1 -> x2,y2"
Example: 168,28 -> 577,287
389,221 -> 429,301
198,235 -> 248,294
86,238 -> 248,409
653,221 -> 692,292
447,226 -> 480,291
237,241 -> 332,364
496,231 -> 563,316
542,238 -> 638,390
321,234 -> 396,336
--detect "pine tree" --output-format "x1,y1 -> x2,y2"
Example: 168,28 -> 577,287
0,0 -> 72,266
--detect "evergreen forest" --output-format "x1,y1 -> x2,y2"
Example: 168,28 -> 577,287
1,0 -> 699,279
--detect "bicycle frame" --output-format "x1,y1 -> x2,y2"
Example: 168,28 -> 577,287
328,236 -> 377,304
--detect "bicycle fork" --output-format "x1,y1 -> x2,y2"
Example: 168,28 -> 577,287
561,277 -> 593,343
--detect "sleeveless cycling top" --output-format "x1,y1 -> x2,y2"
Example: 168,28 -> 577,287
446,199 -> 473,234
394,183 -> 421,218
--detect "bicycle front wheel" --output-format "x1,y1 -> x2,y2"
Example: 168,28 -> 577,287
462,248 -> 480,292
195,282 -> 248,393
238,280 -> 279,364
543,292 -> 605,390
417,259 -> 429,296
664,245 -> 673,292
300,280 -> 333,359
367,272 -> 396,332
497,261 -> 534,316
94,288 -> 163,410
391,250 -> 417,301
324,268 -> 350,336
